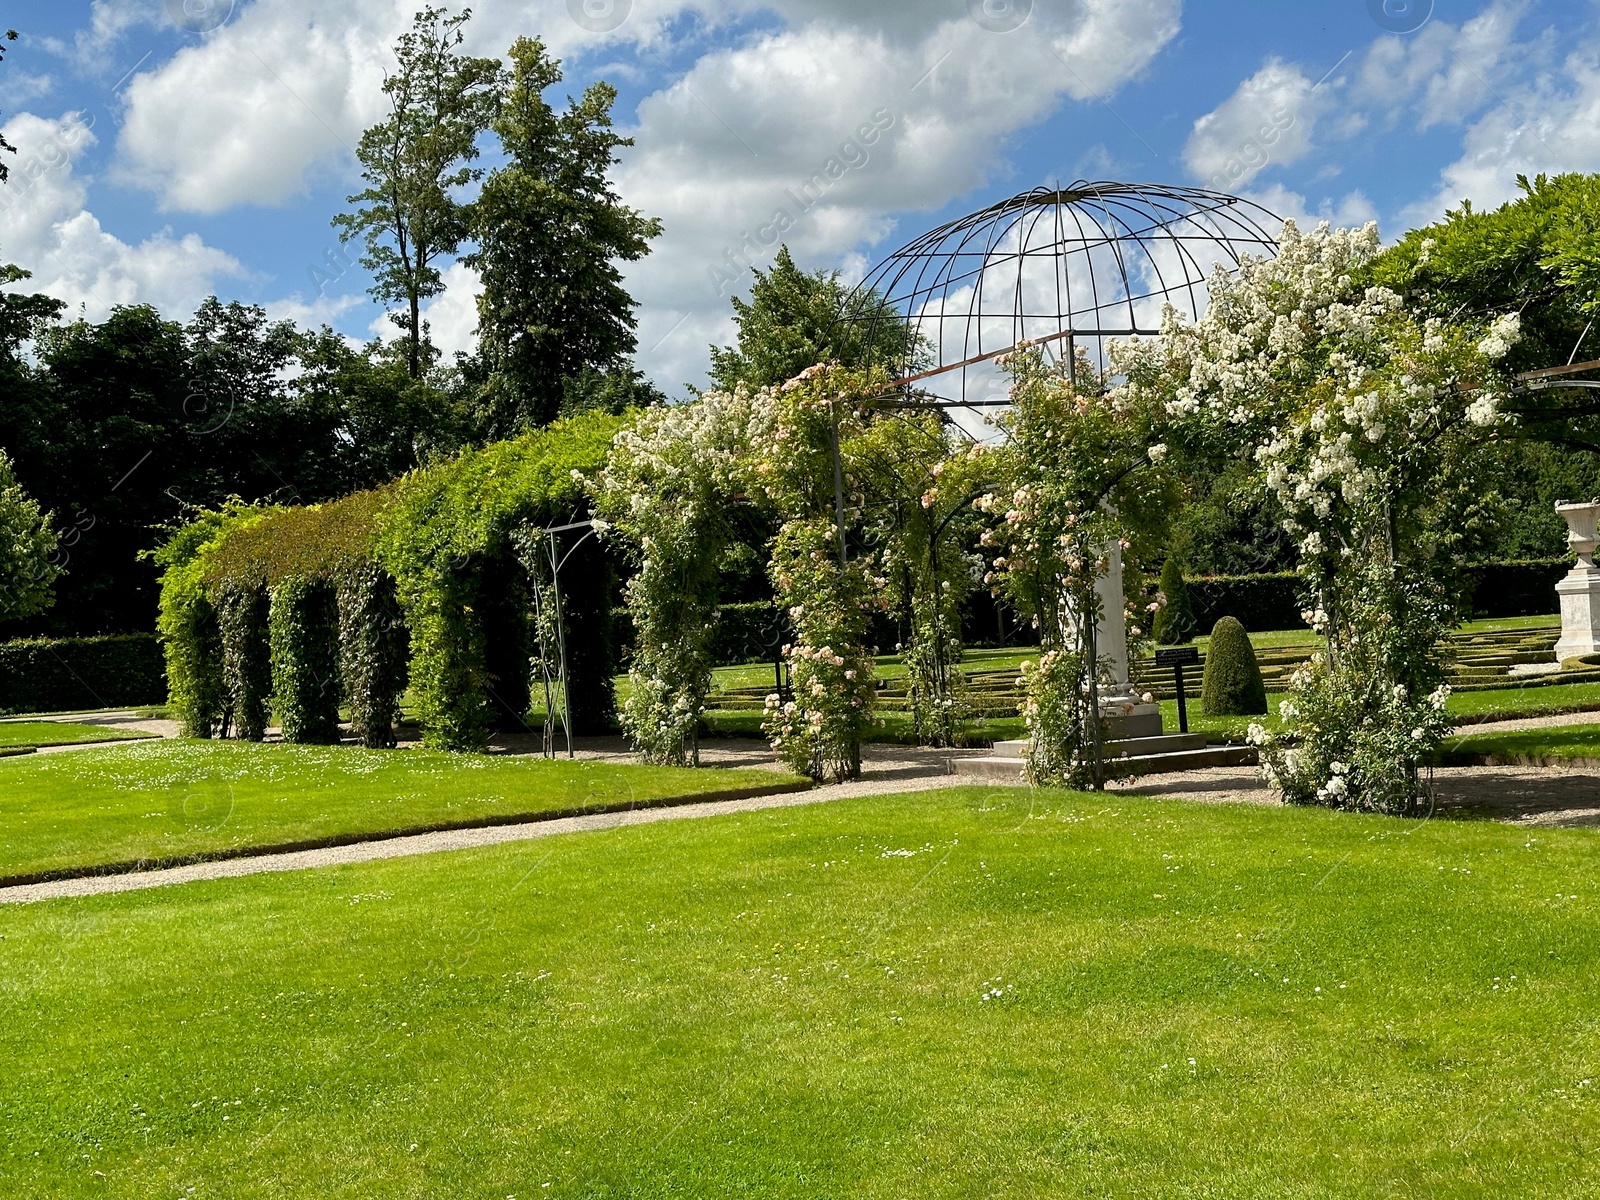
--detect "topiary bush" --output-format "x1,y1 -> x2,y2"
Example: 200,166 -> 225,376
269,576 -> 342,744
216,581 -> 271,740
1152,556 -> 1194,645
1201,615 -> 1268,716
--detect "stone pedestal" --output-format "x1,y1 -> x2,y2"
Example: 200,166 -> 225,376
1082,539 -> 1162,737
1555,501 -> 1600,661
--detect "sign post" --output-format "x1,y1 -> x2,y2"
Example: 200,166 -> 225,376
1154,645 -> 1201,734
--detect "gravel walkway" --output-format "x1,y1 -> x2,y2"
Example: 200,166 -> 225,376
1117,762 -> 1600,827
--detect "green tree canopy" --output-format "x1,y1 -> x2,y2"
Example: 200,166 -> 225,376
708,246 -> 926,392
465,36 -> 661,437
333,6 -> 499,379
0,447 -> 59,623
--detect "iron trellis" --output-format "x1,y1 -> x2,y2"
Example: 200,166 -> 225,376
841,181 -> 1283,409
524,518 -> 598,760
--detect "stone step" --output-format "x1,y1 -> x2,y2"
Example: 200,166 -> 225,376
950,755 -> 1028,783
950,743 -> 1258,783
993,732 -> 1211,757
1112,746 -> 1259,776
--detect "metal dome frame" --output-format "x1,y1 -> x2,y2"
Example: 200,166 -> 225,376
844,181 -> 1283,406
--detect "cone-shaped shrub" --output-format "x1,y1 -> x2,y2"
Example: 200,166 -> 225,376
1201,615 -> 1267,716
1152,556 -> 1194,645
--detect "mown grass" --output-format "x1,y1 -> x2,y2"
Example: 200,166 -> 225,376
2,787 -> 1597,1197
1445,722 -> 1600,763
0,741 -> 801,881
0,722 -> 151,750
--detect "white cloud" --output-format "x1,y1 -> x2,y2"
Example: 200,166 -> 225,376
1184,59 -> 1322,193
263,291 -> 364,331
0,109 -> 243,320
108,0 -> 1181,387
1404,45 -> 1600,227
611,0 -> 1184,386
114,0 -> 409,212
1353,0 -> 1534,131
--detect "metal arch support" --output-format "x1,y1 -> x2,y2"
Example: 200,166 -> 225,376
525,518 -> 600,760
835,180 -> 1282,407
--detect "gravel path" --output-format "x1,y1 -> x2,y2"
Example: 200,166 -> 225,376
1117,762 -> 1600,827
1449,708 -> 1600,735
8,712 -> 1600,907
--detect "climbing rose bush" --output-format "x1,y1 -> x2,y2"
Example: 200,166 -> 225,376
1126,220 -> 1519,814
593,391 -> 751,766
745,363 -> 886,780
981,348 -> 1180,787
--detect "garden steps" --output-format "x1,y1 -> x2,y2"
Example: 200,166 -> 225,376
952,733 -> 1257,782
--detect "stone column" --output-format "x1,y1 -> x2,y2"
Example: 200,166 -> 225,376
1555,501 -> 1600,661
1094,539 -> 1137,703
1088,540 -> 1161,738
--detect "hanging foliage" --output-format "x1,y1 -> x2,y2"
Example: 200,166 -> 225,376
336,562 -> 408,749
216,581 -> 271,741
376,411 -> 626,751
150,503 -> 259,739
268,575 -> 342,744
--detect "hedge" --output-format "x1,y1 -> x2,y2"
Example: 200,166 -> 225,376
1463,558 -> 1570,618
0,633 -> 166,715
1179,560 -> 1571,634
1188,573 -> 1305,637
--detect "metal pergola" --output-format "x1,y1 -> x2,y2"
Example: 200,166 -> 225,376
841,181 -> 1283,410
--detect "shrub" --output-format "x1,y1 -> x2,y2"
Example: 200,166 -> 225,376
0,634 -> 166,715
1201,616 -> 1268,716
269,576 -> 342,744
336,564 -> 408,749
1152,556 -> 1195,645
216,582 -> 271,740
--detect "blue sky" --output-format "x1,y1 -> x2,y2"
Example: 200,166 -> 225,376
0,0 -> 1595,394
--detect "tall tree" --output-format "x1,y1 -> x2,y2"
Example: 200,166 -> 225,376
334,6 -> 499,379
0,29 -> 19,181
0,447 -> 59,624
465,36 -> 661,435
708,246 -> 925,393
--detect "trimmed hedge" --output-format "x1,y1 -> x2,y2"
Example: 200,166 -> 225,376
1463,558 -> 1570,618
1183,560 -> 1570,634
1189,572 -> 1305,635
1201,616 -> 1268,716
0,633 -> 166,715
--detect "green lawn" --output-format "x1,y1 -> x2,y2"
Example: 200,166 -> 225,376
2,787 -> 1597,1197
0,721 -> 151,750
0,741 -> 801,882
1445,722 -> 1600,763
